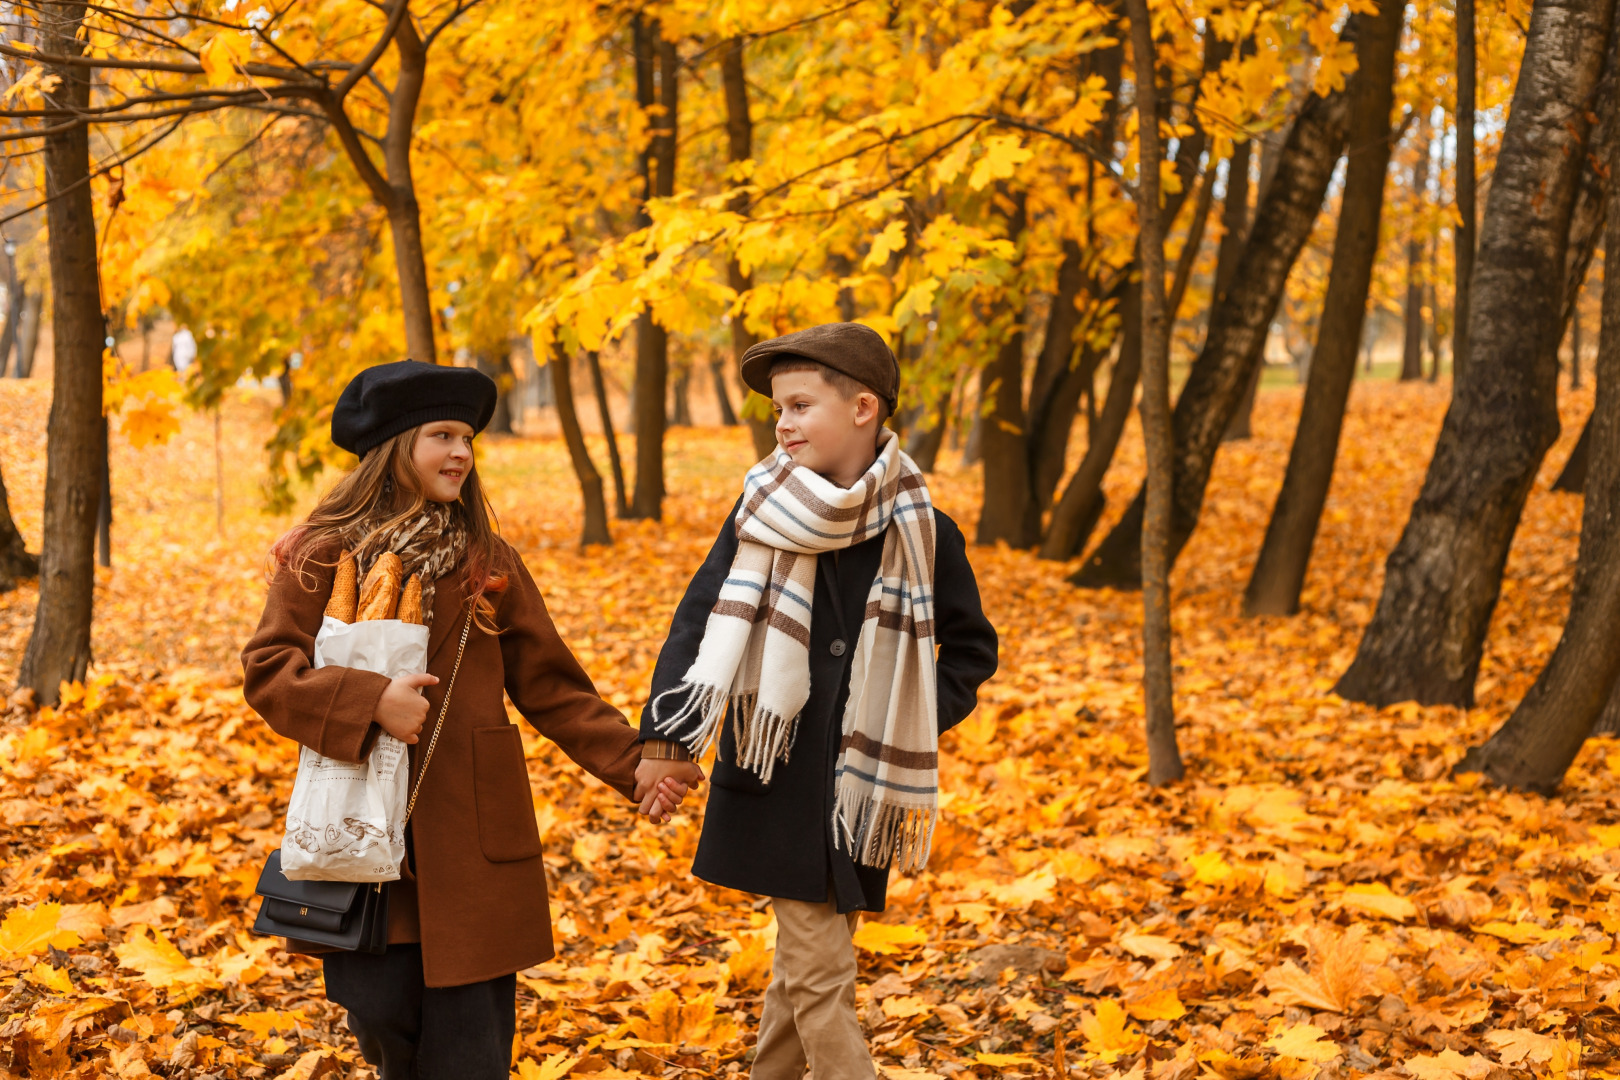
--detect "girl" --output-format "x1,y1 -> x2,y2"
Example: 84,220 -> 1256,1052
241,361 -> 701,1079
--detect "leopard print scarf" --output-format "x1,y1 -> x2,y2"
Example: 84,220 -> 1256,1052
342,498 -> 467,627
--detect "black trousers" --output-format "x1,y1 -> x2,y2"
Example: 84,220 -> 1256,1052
322,945 -> 515,1080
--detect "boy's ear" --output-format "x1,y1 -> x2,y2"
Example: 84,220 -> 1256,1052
854,391 -> 881,426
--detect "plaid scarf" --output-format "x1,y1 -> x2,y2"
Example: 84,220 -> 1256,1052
652,429 -> 940,871
343,498 -> 467,627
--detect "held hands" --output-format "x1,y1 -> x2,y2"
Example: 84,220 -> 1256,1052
373,672 -> 439,744
633,759 -> 705,825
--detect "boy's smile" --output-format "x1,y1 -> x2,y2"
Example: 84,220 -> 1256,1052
771,369 -> 884,489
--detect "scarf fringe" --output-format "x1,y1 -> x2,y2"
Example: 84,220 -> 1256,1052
650,684 -> 799,784
834,786 -> 937,874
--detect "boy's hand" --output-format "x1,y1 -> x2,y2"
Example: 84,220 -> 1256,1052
634,759 -> 704,824
374,673 -> 439,744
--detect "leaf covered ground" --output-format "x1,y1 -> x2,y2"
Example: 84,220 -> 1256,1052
1,378 -> 1618,1080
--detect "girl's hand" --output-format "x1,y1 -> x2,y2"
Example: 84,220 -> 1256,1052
634,760 -> 704,824
374,672 -> 439,744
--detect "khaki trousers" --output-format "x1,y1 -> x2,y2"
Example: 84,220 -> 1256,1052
751,894 -> 875,1079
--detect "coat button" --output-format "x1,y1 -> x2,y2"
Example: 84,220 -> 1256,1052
830,639 -> 847,657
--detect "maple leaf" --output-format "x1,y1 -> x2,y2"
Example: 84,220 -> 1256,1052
516,1055 -> 580,1080
851,921 -> 928,955
1338,882 -> 1418,922
1264,1022 -> 1341,1062
629,989 -> 736,1049
881,995 -> 932,1019
1080,999 -> 1146,1062
223,1009 -> 308,1040
1118,932 -> 1182,961
1483,1028 -> 1560,1066
1404,1049 -> 1492,1080
113,925 -> 221,997
725,931 -> 773,991
0,902 -> 82,958
968,135 -> 1033,190
1125,989 -> 1186,1021
23,960 -> 73,994
975,1052 -> 1043,1067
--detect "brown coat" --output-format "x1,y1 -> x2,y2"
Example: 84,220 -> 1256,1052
241,539 -> 641,987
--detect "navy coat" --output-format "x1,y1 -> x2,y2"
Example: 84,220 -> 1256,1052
641,496 -> 998,913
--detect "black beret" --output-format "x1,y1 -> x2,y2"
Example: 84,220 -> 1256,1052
332,360 -> 499,457
740,323 -> 899,411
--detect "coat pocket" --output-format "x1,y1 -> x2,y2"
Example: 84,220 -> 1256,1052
471,725 -> 544,862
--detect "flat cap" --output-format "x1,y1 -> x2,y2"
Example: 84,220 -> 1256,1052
332,359 -> 498,457
740,323 -> 899,411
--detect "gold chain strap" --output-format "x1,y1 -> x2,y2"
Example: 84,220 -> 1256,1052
404,608 -> 474,823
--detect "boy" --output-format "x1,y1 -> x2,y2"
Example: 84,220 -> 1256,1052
637,322 -> 999,1078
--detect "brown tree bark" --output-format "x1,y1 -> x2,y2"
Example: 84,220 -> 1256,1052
710,355 -> 739,425
586,351 -> 629,516
1454,0 -> 1477,384
1402,114 -> 1433,381
1125,0 -> 1184,785
1242,0 -> 1404,617
1456,123 -> 1620,790
1039,285 -> 1142,561
1218,141 -> 1260,442
313,2 -> 438,362
977,192 -> 1035,548
15,289 -> 41,377
1071,29 -> 1356,589
629,23 -> 676,520
551,346 -> 612,547
1553,420 -> 1592,492
719,36 -> 777,461
0,457 -> 38,590
1335,0 -> 1614,707
20,1 -> 103,706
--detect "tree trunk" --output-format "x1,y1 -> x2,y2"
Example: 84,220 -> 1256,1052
1402,114 -> 1433,381
383,14 -> 435,363
1573,305 -> 1584,388
1454,0 -> 1477,384
16,289 -> 41,377
1456,124 -> 1620,790
1554,420 -> 1592,492
1025,240 -> 1092,512
710,356 -> 739,425
1218,142 -> 1260,442
1125,0 -> 1184,785
551,346 -> 612,546
719,35 -> 776,461
586,350 -> 629,516
475,355 -> 512,434
1242,0 -> 1404,617
1040,294 -> 1143,561
20,1 -> 102,706
670,364 -> 693,426
0,253 -> 20,378
96,419 -> 110,569
1070,33 -> 1356,589
0,457 -> 37,590
977,192 -> 1034,548
1335,0 -> 1614,707
905,395 -> 950,472
629,24 -> 677,520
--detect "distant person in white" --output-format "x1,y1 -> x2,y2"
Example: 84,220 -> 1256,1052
171,328 -> 197,372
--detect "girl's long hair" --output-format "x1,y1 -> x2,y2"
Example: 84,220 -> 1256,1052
271,426 -> 508,625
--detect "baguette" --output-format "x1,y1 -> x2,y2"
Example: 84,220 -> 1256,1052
324,550 -> 358,623
356,552 -> 404,621
398,573 -> 424,625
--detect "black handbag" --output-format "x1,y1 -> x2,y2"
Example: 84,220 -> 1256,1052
252,610 -> 474,953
